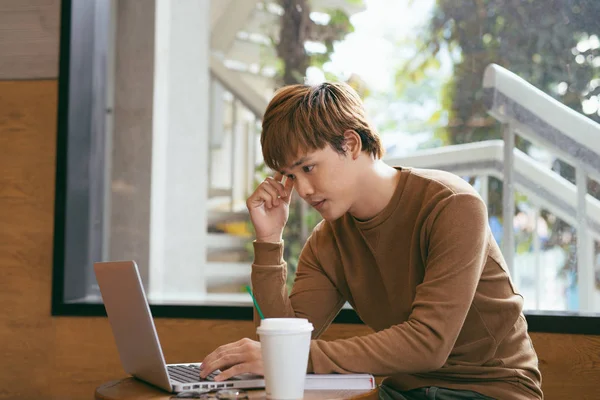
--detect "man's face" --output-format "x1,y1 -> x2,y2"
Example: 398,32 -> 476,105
281,145 -> 358,221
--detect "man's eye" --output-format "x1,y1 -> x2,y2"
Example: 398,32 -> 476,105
302,165 -> 314,173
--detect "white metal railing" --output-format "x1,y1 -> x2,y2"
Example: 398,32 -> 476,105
483,64 -> 600,180
204,72 -> 265,289
210,55 -> 267,117
386,140 -> 600,311
389,64 -> 600,311
386,140 -> 600,240
207,72 -> 263,212
483,63 -> 600,312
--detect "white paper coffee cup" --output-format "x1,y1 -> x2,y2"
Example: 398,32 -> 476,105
257,318 -> 314,399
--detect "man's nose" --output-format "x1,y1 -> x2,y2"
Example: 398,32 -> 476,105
294,177 -> 314,199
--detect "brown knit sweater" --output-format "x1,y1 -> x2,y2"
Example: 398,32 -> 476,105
251,167 -> 543,399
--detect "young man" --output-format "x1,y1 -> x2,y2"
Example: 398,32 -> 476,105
199,82 -> 543,399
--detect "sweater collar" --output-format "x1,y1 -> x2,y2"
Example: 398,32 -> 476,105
351,167 -> 410,231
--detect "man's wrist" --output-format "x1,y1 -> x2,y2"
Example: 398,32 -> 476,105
255,234 -> 283,243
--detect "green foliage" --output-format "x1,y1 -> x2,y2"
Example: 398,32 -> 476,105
404,0 -> 600,146
308,8 -> 357,72
276,0 -> 362,85
400,0 -> 600,202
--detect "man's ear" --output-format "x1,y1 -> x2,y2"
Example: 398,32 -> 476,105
343,130 -> 362,159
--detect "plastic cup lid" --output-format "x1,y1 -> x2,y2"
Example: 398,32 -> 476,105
256,318 -> 314,335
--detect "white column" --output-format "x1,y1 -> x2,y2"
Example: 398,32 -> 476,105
503,124 -> 515,277
110,0 -> 156,288
479,175 -> 489,208
230,100 -> 238,211
149,0 -> 210,301
245,118 -> 256,197
231,104 -> 251,210
576,165 -> 594,312
103,0 -> 117,261
208,78 -> 226,190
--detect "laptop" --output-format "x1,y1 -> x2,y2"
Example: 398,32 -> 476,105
94,260 -> 266,393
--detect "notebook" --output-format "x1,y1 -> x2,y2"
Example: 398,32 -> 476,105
94,260 -> 375,393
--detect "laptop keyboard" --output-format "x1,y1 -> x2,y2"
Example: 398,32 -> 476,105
167,364 -> 217,383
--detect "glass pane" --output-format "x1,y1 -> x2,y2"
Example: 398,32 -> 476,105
595,240 -> 600,310
512,199 -> 576,312
60,0 -> 600,318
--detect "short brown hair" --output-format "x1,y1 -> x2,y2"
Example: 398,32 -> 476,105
261,82 -> 384,172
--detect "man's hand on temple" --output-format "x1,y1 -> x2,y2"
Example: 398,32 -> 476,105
247,172 -> 294,243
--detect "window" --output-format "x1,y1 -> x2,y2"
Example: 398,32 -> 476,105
53,0 -> 600,333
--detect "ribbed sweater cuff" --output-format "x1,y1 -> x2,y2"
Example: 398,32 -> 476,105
252,240 -> 284,265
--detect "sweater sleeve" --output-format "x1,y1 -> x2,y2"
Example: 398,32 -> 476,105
250,236 -> 345,341
308,193 -> 490,374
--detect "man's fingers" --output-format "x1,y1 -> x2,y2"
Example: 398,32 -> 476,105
247,175 -> 289,212
247,185 -> 274,209
202,352 -> 253,381
258,185 -> 278,208
214,362 -> 255,382
265,177 -> 287,199
202,339 -> 262,382
200,342 -> 245,378
282,176 -> 294,203
215,352 -> 245,370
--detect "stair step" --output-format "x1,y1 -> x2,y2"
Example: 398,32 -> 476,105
207,210 -> 249,226
205,262 -> 251,289
207,248 -> 250,263
208,187 -> 233,198
206,232 -> 249,249
205,262 -> 250,277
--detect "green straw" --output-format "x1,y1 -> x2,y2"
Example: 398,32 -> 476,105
245,285 -> 265,320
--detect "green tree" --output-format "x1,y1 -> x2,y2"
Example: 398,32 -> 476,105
276,0 -> 357,86
403,0 -> 600,294
405,0 -> 600,146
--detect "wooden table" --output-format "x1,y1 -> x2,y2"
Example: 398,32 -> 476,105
95,378 -> 379,400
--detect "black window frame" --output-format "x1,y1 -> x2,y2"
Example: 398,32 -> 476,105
51,0 -> 600,335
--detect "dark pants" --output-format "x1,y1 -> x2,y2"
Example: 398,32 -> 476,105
379,384 -> 495,400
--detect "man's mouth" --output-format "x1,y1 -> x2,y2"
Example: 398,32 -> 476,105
311,200 -> 326,210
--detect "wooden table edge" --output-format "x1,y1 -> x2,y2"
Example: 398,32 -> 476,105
95,377 -> 380,400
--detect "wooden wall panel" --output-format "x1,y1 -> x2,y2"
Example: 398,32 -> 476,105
0,0 -> 61,80
530,332 -> 600,400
